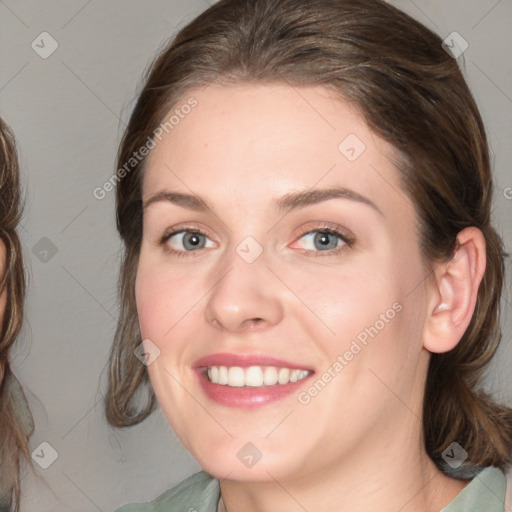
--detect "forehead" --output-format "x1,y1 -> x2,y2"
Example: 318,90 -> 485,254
142,83 -> 410,218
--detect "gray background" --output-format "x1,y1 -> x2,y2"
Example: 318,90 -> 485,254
0,1 -> 511,510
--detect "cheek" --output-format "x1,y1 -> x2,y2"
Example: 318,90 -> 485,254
134,257 -> 180,344
135,268 -> 165,340
289,259 -> 399,344
135,257 -> 207,343
292,251 -> 424,378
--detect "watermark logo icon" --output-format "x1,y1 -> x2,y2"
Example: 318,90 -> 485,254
237,442 -> 262,468
31,32 -> 59,59
442,32 -> 468,59
134,339 -> 161,366
442,442 -> 468,469
236,236 -> 263,264
32,237 -> 58,263
338,134 -> 366,162
31,441 -> 58,469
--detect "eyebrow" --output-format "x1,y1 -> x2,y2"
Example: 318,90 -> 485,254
143,190 -> 213,212
143,186 -> 383,216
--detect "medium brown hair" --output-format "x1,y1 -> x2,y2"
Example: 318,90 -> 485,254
106,0 -> 512,472
0,118 -> 31,510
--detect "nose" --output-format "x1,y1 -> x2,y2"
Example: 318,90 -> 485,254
204,249 -> 284,333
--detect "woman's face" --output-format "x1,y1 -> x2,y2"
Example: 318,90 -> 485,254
136,83 -> 435,482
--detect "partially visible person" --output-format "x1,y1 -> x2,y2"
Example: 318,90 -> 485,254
106,1 -> 512,510
0,118 -> 34,512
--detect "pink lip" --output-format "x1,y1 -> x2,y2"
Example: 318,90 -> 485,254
193,353 -> 314,409
193,353 -> 313,370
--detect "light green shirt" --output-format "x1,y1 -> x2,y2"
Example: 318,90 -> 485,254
115,466 -> 507,511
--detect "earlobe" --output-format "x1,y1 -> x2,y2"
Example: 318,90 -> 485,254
423,227 -> 487,354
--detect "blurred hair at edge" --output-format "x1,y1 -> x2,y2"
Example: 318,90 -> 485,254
105,0 -> 512,473
0,117 -> 32,511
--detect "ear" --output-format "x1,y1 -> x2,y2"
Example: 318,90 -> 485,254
423,227 -> 486,354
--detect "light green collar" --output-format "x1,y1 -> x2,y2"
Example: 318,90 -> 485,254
441,467 -> 506,512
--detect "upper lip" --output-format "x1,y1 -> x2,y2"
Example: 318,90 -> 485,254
193,353 -> 314,371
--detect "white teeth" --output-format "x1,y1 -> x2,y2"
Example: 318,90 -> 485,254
263,367 -> 278,386
218,366 -> 228,385
245,366 -> 264,387
278,368 -> 290,384
206,365 -> 311,387
228,366 -> 245,387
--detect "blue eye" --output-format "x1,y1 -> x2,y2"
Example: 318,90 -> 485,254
163,230 -> 214,254
295,228 -> 351,256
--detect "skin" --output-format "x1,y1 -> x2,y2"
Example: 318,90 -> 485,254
135,83 -> 485,512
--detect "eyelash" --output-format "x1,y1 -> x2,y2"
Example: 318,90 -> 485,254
159,223 -> 354,258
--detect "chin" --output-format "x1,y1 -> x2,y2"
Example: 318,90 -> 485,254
188,438 -> 302,483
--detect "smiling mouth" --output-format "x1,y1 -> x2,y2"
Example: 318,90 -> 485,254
206,365 -> 312,387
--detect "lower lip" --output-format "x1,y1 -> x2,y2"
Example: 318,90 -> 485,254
195,369 -> 313,409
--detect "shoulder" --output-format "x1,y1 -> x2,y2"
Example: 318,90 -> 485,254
114,471 -> 220,512
441,466 -> 507,512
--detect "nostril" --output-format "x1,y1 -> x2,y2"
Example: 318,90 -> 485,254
246,318 -> 263,328
210,318 -> 221,328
